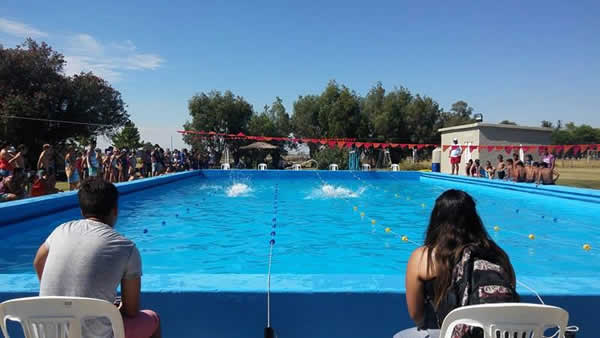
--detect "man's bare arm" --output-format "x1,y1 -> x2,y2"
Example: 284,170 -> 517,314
120,277 -> 141,317
33,243 -> 49,280
37,151 -> 46,169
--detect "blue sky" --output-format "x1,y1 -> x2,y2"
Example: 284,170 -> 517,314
1,0 -> 599,149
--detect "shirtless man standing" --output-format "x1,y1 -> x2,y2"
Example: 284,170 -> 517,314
12,145 -> 27,169
496,154 -> 506,180
536,162 -> 560,185
37,144 -> 56,191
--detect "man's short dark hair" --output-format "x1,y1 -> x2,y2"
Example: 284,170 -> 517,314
78,178 -> 119,218
541,162 -> 549,168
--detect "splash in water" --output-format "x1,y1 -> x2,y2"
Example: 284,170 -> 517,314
306,184 -> 366,199
226,183 -> 253,197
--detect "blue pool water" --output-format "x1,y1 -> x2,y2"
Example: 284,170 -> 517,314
1,170 -> 599,291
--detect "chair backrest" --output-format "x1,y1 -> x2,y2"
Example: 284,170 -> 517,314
391,164 -> 399,171
440,303 -> 568,338
361,163 -> 371,171
0,296 -> 125,338
329,164 -> 338,171
221,163 -> 230,170
258,163 -> 267,170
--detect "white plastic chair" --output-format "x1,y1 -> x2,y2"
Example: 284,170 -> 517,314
291,164 -> 301,171
220,163 -> 230,170
440,303 -> 569,338
329,164 -> 338,171
391,164 -> 399,171
0,296 -> 125,338
361,163 -> 371,171
258,163 -> 267,170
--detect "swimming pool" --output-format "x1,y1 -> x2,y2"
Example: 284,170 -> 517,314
0,170 -> 599,337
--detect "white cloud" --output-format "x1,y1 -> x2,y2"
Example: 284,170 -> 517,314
64,55 -> 123,82
68,34 -> 103,54
0,18 -> 164,83
63,34 -> 164,82
124,53 -> 164,70
0,18 -> 48,38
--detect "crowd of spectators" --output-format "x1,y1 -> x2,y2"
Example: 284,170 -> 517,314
464,150 -> 560,185
0,140 -> 220,203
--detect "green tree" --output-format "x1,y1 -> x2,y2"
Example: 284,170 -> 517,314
363,83 -> 412,141
183,90 -> 253,162
436,101 -> 476,130
317,81 -> 363,138
248,111 -> 277,136
405,95 -> 441,144
269,97 -> 290,137
112,121 -> 143,149
0,39 -> 128,167
450,100 -> 473,118
499,120 -> 517,125
541,120 -> 554,128
291,94 -> 322,156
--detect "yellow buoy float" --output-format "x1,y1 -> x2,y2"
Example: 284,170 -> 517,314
353,206 -> 358,211
493,226 -> 500,232
583,244 -> 591,251
385,227 -> 391,233
401,235 -> 408,242
528,234 -> 535,240
360,212 -> 365,217
371,219 -> 376,225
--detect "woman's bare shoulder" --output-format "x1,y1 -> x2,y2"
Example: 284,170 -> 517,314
409,246 -> 436,280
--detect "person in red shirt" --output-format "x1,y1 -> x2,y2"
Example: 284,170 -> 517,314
30,170 -> 48,197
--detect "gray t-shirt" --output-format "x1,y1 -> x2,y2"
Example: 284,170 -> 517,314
40,219 -> 142,337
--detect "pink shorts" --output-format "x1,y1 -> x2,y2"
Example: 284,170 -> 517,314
450,156 -> 461,164
123,310 -> 160,338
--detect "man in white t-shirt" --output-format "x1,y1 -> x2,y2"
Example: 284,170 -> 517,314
449,138 -> 462,175
34,178 -> 161,338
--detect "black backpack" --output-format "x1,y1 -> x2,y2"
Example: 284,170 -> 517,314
434,246 -> 520,338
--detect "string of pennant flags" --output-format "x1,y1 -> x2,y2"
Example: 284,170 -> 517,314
442,144 -> 600,155
178,130 -> 598,153
177,130 -> 436,149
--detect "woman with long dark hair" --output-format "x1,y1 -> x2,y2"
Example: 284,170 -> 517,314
394,189 -> 516,338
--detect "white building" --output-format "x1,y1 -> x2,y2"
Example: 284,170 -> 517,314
438,123 -> 552,175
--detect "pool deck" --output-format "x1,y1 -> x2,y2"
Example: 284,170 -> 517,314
1,170 -> 599,337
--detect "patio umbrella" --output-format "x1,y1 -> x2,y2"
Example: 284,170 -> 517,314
239,142 -> 278,150
519,144 -> 525,162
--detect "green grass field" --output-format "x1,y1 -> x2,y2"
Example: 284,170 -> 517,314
555,167 -> 600,190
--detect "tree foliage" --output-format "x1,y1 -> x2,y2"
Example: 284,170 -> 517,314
184,82 -> 487,166
551,122 -> 600,145
0,39 -> 128,166
112,121 -> 143,150
499,120 -> 518,125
